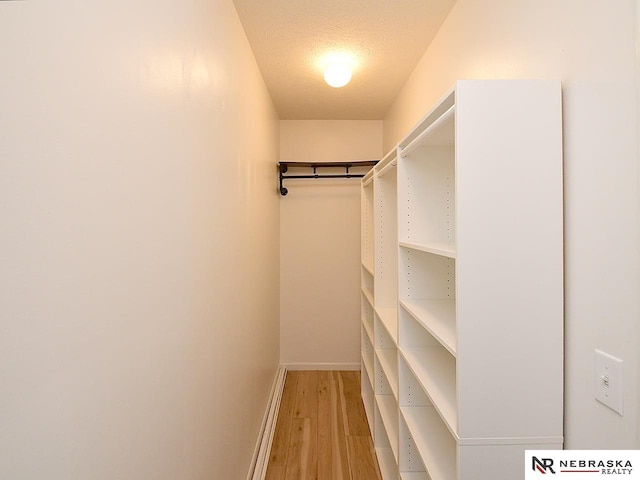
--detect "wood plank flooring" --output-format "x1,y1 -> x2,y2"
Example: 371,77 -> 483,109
265,370 -> 382,480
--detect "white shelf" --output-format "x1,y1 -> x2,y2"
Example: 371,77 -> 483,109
360,354 -> 373,396
376,348 -> 399,400
363,169 -> 375,187
400,347 -> 457,436
362,366 -> 375,435
362,352 -> 374,388
376,147 -> 399,176
401,473 -> 429,480
363,360 -> 375,390
376,306 -> 398,344
399,88 -> 455,149
401,406 -> 456,480
363,260 -> 375,276
376,447 -> 399,480
399,241 -> 456,259
363,314 -> 375,345
362,286 -> 374,307
400,299 -> 456,356
362,332 -> 375,386
401,104 -> 455,155
362,294 -> 375,342
377,159 -> 397,178
376,394 -> 399,461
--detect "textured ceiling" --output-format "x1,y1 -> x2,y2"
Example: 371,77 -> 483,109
233,0 -> 456,120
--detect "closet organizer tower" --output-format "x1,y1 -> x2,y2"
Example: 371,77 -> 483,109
360,80 -> 564,480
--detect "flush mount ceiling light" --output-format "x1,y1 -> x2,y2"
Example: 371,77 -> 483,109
324,62 -> 352,88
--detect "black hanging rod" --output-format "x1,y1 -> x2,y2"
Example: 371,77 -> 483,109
278,161 -> 378,196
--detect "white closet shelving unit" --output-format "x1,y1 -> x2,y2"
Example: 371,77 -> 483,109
361,166 -> 376,436
361,80 -> 564,480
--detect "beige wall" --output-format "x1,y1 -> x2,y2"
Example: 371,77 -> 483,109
280,120 -> 382,368
0,1 -> 280,478
384,0 -> 640,448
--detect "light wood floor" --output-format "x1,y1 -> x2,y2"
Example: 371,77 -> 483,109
265,370 -> 382,480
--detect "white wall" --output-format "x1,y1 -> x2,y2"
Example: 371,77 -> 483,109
384,0 -> 640,448
280,120 -> 382,368
0,1 -> 280,479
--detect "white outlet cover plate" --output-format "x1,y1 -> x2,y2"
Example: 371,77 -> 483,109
594,349 -> 623,415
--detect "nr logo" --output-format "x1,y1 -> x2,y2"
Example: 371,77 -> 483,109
533,457 -> 556,474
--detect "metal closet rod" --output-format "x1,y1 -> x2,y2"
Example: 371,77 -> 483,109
278,161 -> 378,196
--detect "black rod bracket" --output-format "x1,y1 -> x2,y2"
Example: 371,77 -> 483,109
278,163 -> 289,196
278,161 -> 378,196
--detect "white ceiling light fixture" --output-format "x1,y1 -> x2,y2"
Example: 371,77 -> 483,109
233,0 -> 457,117
324,61 -> 352,88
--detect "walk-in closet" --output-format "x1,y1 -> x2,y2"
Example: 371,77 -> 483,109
2,1 -> 640,480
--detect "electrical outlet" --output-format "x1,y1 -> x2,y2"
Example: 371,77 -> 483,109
594,349 -> 623,415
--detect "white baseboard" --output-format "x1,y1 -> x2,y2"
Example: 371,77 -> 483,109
246,366 -> 287,480
281,362 -> 361,371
